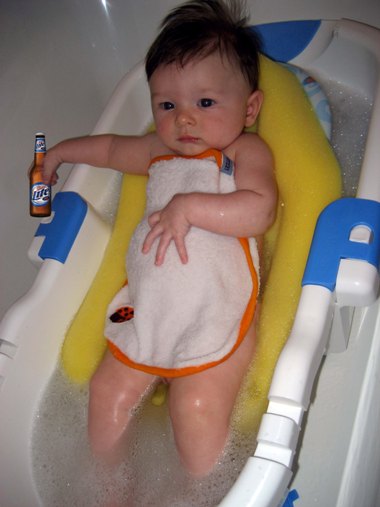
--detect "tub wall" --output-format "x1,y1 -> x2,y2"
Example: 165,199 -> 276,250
1,0 -> 380,319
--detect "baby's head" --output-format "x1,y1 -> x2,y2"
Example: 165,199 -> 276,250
146,0 -> 261,92
145,0 -> 263,155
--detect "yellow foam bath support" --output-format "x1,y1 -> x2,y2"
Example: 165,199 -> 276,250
61,57 -> 342,432
61,174 -> 147,381
236,57 -> 342,431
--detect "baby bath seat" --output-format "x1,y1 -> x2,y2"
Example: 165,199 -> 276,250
1,18 -> 380,507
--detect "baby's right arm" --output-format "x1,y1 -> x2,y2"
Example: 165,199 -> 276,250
42,133 -> 156,184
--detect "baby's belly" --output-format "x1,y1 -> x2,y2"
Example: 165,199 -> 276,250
125,220 -> 253,366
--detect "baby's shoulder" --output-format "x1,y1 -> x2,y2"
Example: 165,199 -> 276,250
224,131 -> 270,162
147,133 -> 175,159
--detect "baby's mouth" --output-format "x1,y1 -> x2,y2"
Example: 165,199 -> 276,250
178,135 -> 199,143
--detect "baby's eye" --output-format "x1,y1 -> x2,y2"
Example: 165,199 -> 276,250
198,98 -> 215,108
159,101 -> 175,110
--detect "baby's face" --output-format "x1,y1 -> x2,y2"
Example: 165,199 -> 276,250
149,52 -> 259,156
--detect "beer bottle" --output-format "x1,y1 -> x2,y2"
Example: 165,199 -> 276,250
29,132 -> 51,217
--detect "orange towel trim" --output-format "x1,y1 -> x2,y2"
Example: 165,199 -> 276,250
150,149 -> 224,170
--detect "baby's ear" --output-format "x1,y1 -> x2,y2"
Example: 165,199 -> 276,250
245,90 -> 263,127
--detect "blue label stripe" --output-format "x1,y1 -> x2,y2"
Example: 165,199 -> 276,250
221,154 -> 234,176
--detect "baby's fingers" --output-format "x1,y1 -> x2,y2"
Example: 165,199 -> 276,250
141,226 -> 170,266
28,160 -> 59,185
173,236 -> 188,265
153,233 -> 172,266
154,233 -> 188,266
142,227 -> 188,266
148,211 -> 161,227
141,225 -> 162,256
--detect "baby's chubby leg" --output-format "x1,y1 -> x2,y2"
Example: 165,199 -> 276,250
88,350 -> 156,464
168,323 -> 256,477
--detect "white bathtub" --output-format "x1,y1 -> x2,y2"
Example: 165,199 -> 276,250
1,6 -> 380,507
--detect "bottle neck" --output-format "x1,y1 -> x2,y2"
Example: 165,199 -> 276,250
34,136 -> 46,165
34,151 -> 45,165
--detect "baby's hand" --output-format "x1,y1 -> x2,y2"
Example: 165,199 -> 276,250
28,149 -> 60,185
142,194 -> 191,266
41,148 -> 61,185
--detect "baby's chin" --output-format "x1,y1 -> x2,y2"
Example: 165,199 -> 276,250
170,141 -> 220,157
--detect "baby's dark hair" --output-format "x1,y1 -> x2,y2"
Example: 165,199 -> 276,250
145,0 -> 262,91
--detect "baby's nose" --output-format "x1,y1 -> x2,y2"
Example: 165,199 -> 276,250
176,109 -> 195,126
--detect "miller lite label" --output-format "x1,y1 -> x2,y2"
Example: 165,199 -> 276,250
30,182 -> 51,207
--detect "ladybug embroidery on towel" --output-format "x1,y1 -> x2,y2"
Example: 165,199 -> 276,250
110,306 -> 134,323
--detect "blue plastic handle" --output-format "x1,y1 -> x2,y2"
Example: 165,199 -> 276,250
254,20 -> 321,62
34,191 -> 88,264
302,198 -> 380,291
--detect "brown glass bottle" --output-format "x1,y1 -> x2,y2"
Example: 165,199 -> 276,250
29,132 -> 51,217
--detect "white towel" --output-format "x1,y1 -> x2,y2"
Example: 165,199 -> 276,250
105,150 -> 259,377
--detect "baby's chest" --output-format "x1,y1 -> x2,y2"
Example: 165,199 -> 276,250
146,163 -> 221,207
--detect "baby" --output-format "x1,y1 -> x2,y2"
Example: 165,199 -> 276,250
42,0 -> 277,477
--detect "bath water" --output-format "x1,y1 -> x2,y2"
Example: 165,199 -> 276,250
32,369 -> 256,506
31,82 -> 372,507
324,81 -> 372,196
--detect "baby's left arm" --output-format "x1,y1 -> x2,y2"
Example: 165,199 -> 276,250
143,133 -> 277,265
